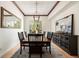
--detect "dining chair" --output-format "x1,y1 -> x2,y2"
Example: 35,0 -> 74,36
18,32 -> 29,54
43,31 -> 46,38
47,32 -> 53,40
28,34 -> 43,58
43,32 -> 53,54
24,31 -> 27,38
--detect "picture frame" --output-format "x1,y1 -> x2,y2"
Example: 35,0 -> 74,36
1,7 -> 21,28
55,14 -> 73,34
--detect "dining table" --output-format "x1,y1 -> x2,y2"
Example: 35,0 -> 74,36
27,33 -> 51,58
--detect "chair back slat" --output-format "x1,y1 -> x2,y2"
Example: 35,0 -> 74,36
24,31 -> 27,37
47,32 -> 53,40
18,32 -> 24,42
21,32 -> 25,40
43,31 -> 46,37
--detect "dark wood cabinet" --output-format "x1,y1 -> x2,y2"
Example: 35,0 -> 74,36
53,32 -> 78,55
54,14 -> 78,55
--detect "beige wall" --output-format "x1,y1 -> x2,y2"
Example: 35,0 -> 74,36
0,8 -> 1,27
0,1 -> 24,57
48,1 -> 79,55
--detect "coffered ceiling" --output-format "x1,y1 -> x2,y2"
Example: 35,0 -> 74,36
12,1 -> 59,16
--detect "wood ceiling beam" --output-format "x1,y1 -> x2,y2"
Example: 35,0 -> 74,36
12,1 -> 25,16
24,15 -> 48,16
12,1 -> 60,16
48,1 -> 60,16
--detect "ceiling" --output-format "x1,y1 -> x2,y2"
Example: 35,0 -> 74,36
14,1 -> 58,16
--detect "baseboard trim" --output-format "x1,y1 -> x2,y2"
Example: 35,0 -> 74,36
1,43 -> 20,58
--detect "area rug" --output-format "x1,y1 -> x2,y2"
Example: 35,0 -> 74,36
12,46 -> 64,58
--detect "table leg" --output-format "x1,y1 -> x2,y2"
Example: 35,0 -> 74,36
29,53 -> 31,58
20,46 -> 22,54
39,46 -> 42,58
49,45 -> 51,54
29,49 -> 31,58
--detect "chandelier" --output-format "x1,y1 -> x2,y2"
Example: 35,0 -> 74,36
33,1 -> 40,21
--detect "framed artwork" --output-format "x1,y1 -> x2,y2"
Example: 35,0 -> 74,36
1,7 -> 21,28
55,14 -> 73,34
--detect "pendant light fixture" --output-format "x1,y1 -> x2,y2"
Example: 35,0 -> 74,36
33,1 -> 40,21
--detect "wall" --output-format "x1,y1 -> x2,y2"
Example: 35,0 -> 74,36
0,8 -> 1,27
24,16 -> 50,33
48,1 -> 79,55
0,1 -> 24,57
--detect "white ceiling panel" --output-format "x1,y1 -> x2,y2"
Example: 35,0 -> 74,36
15,1 -> 57,15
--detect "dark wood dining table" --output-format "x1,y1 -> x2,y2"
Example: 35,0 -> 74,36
27,33 -> 51,58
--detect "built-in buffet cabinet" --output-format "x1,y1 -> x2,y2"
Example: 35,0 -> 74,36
53,32 -> 77,55
53,14 -> 78,55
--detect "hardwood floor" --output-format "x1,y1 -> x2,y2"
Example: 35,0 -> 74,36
51,42 -> 72,58
1,44 -> 20,58
52,42 -> 79,58
1,42 -> 79,58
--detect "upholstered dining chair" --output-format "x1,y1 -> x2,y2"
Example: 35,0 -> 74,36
47,32 -> 53,53
24,31 -> 27,38
28,33 -> 43,58
43,32 -> 53,54
43,31 -> 46,38
18,32 -> 29,54
47,32 -> 53,41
